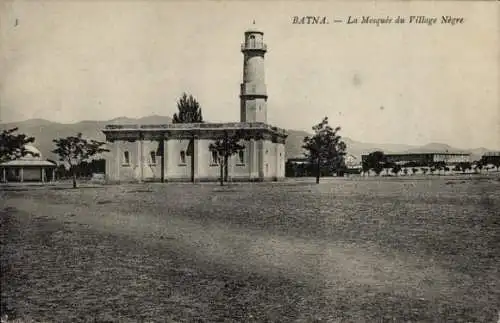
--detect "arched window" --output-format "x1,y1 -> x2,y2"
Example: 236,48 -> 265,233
249,35 -> 255,47
180,150 -> 186,164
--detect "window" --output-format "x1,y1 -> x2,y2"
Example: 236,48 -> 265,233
150,151 -> 156,165
180,150 -> 186,164
238,150 -> 245,165
123,151 -> 130,165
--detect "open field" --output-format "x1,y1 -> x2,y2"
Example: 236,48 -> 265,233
1,176 -> 499,322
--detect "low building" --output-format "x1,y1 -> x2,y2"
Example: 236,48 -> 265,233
361,152 -> 471,166
103,123 -> 287,182
1,145 -> 57,183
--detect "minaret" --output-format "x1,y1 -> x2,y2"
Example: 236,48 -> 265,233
240,22 -> 267,123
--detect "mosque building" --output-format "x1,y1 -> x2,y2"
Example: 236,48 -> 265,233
102,26 -> 288,182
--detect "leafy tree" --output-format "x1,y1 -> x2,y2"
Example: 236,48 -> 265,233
209,131 -> 245,186
421,167 -> 428,175
474,162 -> 483,174
411,167 -> 418,175
172,93 -> 204,123
52,133 -> 109,188
363,151 -> 386,176
492,159 -> 500,172
302,117 -> 347,184
455,162 -> 471,173
435,161 -> 446,175
0,127 -> 37,162
361,161 -> 371,176
480,155 -> 500,172
172,93 -> 204,182
384,161 -> 395,176
403,167 -> 408,176
391,164 -> 402,176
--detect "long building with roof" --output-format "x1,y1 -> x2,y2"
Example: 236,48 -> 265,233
361,152 -> 471,166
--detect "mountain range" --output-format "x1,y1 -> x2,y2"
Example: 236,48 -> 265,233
0,116 -> 494,163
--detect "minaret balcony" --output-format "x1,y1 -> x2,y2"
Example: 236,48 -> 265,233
241,43 -> 267,51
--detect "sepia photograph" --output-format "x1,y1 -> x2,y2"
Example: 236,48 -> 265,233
0,1 -> 499,322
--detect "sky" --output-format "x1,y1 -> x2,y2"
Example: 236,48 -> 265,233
0,1 -> 498,149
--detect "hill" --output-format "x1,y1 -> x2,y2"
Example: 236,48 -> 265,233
1,116 -> 494,163
0,116 -> 172,161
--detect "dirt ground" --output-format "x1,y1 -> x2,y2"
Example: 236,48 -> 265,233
1,176 -> 499,322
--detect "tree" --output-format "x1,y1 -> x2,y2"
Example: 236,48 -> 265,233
302,117 -> 347,184
52,133 -> 109,188
363,151 -> 386,176
172,93 -> 204,183
455,162 -> 471,174
474,162 -> 483,174
384,162 -> 394,176
0,127 -> 37,162
478,156 -> 499,172
412,167 -> 418,175
172,93 -> 204,123
209,131 -> 245,186
403,167 -> 409,176
391,164 -> 402,176
492,159 -> 500,172
361,161 -> 371,177
434,161 -> 446,175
